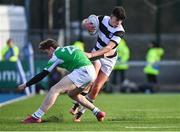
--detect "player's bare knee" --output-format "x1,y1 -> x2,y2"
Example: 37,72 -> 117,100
49,86 -> 62,95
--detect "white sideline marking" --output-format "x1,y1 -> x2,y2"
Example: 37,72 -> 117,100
121,109 -> 178,112
125,126 -> 179,129
0,95 -> 33,107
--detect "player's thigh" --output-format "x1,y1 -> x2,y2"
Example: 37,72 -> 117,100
93,69 -> 109,89
51,75 -> 76,93
93,60 -> 101,75
100,56 -> 117,76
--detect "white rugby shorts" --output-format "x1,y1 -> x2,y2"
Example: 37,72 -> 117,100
95,56 -> 117,76
68,65 -> 96,88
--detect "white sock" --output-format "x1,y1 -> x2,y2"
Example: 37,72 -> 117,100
92,107 -> 100,116
32,108 -> 45,119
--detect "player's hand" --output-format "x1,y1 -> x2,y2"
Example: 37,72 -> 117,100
83,19 -> 95,33
85,52 -> 93,59
104,50 -> 115,57
17,83 -> 27,91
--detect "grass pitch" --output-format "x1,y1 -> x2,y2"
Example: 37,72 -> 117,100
0,93 -> 180,131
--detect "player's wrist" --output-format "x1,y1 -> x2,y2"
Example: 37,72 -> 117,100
25,82 -> 29,87
91,53 -> 94,58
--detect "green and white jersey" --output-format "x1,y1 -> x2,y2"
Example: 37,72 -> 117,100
44,46 -> 92,72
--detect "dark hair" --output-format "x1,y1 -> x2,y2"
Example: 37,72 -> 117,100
39,38 -> 59,50
112,6 -> 126,20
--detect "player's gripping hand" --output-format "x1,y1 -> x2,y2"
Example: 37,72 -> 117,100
17,83 -> 27,91
85,52 -> 93,59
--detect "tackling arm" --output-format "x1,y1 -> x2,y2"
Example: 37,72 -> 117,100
26,70 -> 49,87
86,41 -> 116,59
17,70 -> 49,91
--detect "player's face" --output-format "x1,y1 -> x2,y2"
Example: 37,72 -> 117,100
45,48 -> 53,58
110,16 -> 122,28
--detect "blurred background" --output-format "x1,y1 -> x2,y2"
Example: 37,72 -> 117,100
0,0 -> 180,97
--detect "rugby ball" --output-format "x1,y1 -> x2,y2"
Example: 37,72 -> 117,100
87,14 -> 99,35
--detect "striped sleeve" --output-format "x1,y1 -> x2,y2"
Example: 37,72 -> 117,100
98,15 -> 104,23
114,31 -> 125,38
110,31 -> 124,47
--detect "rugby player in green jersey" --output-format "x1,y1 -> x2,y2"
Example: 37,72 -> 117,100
17,38 -> 105,123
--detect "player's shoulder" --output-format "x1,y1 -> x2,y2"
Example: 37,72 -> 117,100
98,15 -> 109,22
53,47 -> 61,54
113,25 -> 125,38
54,47 -> 63,57
116,24 -> 125,32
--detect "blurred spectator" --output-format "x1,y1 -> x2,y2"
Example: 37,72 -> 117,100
143,41 -> 164,93
73,40 -> 85,51
1,38 -> 29,94
1,38 -> 19,62
112,39 -> 130,91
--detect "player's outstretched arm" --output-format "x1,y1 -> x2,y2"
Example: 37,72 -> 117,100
17,70 -> 49,91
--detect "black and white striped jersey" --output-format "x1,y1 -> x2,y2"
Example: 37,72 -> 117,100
92,15 -> 125,58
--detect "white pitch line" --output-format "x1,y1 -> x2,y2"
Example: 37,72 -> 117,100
0,95 -> 33,107
125,126 -> 179,129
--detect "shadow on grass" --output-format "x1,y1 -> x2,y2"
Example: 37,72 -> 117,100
44,114 -> 64,123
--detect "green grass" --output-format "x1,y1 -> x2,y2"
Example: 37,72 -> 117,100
0,93 -> 180,131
